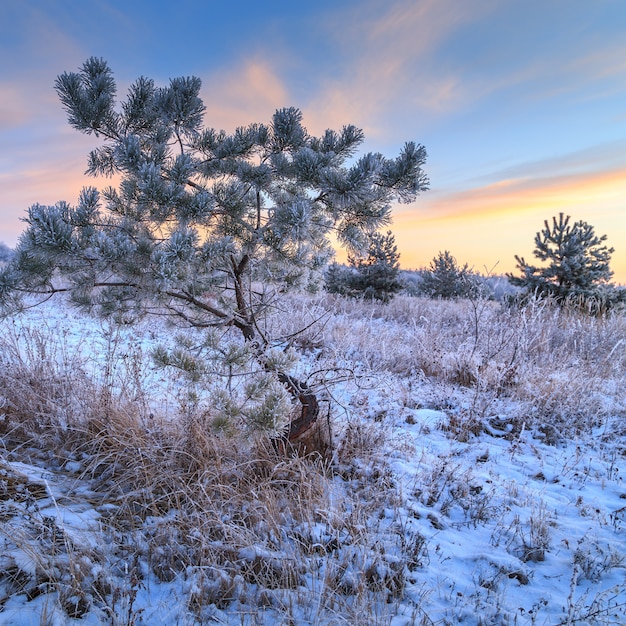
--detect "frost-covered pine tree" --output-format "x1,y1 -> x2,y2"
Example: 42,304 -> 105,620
0,57 -> 429,439
349,230 -> 402,302
419,250 -> 478,299
325,230 -> 402,302
508,213 -> 615,306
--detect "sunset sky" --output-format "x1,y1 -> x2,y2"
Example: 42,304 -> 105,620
2,0 -> 626,282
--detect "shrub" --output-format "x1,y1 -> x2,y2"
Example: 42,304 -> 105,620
325,230 -> 402,302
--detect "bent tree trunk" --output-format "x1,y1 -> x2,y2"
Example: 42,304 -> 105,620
230,256 -> 321,447
276,372 -> 319,440
246,334 -> 321,446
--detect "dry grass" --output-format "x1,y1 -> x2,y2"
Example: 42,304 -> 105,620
0,318 -> 419,624
0,293 -> 624,623
266,293 -> 626,440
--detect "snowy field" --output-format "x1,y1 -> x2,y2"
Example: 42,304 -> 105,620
0,294 -> 625,625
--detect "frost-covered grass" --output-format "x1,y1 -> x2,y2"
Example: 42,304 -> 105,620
0,294 -> 625,624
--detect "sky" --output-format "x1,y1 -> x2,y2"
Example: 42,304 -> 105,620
1,0 -> 626,282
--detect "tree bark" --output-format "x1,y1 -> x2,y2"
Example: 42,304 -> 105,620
229,254 -> 320,442
276,372 -> 320,440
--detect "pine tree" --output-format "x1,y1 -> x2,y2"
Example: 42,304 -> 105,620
349,230 -> 402,302
508,213 -> 615,306
0,57 -> 429,439
420,250 -> 478,299
324,262 -> 356,298
325,231 -> 402,302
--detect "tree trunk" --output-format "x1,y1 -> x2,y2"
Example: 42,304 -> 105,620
230,254 -> 322,447
276,372 -> 320,440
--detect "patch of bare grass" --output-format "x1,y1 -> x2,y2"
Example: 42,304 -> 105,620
0,318 -> 430,624
270,294 -> 626,440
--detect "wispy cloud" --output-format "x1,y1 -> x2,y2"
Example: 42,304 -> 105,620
0,84 -> 33,129
0,4 -> 87,147
304,0 -> 492,135
476,139 -> 626,184
303,0 -> 626,139
200,60 -> 291,130
410,166 -> 626,223
0,3 -> 84,76
488,40 -> 626,106
390,159 -> 626,280
0,165 -> 86,243
565,40 -> 626,84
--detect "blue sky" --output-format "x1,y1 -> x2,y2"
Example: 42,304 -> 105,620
2,0 -> 626,281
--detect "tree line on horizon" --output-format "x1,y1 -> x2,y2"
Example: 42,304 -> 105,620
324,213 -> 625,310
2,211 -> 624,308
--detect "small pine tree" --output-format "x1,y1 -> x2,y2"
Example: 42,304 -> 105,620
324,262 -> 356,297
349,230 -> 402,302
508,213 -> 615,306
325,231 -> 402,302
420,250 -> 478,299
0,57 -> 429,439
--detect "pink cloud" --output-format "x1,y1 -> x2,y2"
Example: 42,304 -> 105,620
0,85 -> 34,129
0,163 -> 88,243
413,167 -> 626,221
200,60 -> 291,131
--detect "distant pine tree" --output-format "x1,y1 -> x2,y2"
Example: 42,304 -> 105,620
420,250 -> 478,299
349,230 -> 402,302
325,231 -> 402,302
0,243 -> 12,263
324,262 -> 356,297
508,213 -> 621,310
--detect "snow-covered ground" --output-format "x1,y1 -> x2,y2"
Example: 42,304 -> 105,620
0,296 -> 625,624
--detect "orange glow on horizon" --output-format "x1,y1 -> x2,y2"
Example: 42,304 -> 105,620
388,167 -> 626,284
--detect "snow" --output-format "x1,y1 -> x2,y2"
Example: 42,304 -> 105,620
0,296 -> 625,624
